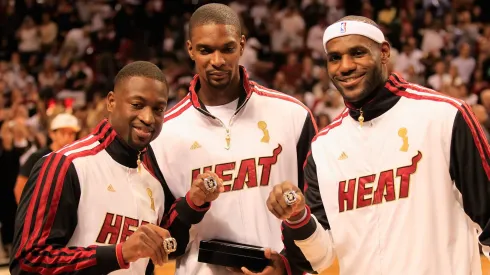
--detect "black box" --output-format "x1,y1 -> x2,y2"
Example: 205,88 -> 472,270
198,239 -> 272,272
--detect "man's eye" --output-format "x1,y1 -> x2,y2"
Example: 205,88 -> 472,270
353,50 -> 365,57
131,103 -> 143,109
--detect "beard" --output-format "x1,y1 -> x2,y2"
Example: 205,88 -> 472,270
333,63 -> 385,104
206,72 -> 232,90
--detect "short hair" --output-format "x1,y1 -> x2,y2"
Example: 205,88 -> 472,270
188,3 -> 242,38
336,16 -> 379,28
114,61 -> 167,89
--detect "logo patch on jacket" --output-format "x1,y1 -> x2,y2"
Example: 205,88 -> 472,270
191,144 -> 283,192
338,151 -> 422,212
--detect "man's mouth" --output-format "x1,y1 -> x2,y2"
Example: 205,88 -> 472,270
133,126 -> 153,139
209,71 -> 229,79
337,73 -> 366,88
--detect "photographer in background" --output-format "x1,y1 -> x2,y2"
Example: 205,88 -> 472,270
13,113 -> 80,204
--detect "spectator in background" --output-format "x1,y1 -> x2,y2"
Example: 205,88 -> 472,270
14,113 -> 80,204
307,17 -> 328,63
0,105 -> 32,264
394,37 -> 425,79
451,42 -> 476,84
39,13 -> 58,52
16,16 -> 40,64
427,59 -> 451,90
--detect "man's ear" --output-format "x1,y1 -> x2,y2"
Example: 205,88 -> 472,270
240,35 -> 246,56
380,41 -> 391,65
107,91 -> 115,112
187,40 -> 194,61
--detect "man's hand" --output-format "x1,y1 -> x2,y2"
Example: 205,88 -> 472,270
267,181 -> 305,221
241,248 -> 286,275
121,224 -> 172,266
189,172 -> 224,207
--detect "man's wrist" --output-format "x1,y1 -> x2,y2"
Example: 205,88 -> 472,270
286,208 -> 307,224
118,243 -> 130,268
185,192 -> 211,211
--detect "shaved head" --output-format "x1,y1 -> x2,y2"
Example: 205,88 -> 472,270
114,61 -> 168,91
189,3 -> 242,39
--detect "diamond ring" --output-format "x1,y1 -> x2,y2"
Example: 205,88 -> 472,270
163,237 -> 177,254
203,176 -> 217,192
283,190 -> 298,206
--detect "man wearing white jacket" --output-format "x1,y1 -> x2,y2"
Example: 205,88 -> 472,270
265,16 -> 490,275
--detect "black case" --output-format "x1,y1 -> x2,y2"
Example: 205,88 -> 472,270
198,239 -> 271,272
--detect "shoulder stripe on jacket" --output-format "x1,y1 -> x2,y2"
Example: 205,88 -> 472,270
164,95 -> 192,123
312,108 -> 349,142
16,121 -> 118,274
253,83 -> 319,133
387,73 -> 490,179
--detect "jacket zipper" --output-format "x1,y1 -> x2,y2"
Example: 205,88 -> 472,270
358,107 -> 364,128
136,150 -> 142,173
202,98 -> 249,150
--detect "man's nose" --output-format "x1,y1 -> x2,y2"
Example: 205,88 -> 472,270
210,51 -> 225,67
138,106 -> 155,125
339,55 -> 356,74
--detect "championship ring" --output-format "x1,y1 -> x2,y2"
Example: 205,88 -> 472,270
203,176 -> 217,192
283,190 -> 298,206
163,237 -> 177,254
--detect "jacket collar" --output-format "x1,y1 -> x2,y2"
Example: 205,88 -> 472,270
344,73 -> 403,122
188,65 -> 253,118
94,119 -> 147,169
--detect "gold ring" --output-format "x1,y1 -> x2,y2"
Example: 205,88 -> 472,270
163,237 -> 177,254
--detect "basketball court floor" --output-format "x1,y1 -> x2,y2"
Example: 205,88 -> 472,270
1,257 -> 488,274
152,257 -> 490,274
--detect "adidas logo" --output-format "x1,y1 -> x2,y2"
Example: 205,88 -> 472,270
190,141 -> 201,150
107,184 -> 116,192
338,152 -> 348,160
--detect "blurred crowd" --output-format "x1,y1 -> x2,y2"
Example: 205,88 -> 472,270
1,0 -> 490,265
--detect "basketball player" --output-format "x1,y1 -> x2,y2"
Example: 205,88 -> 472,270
149,3 -> 317,275
10,61 -> 222,275
263,16 -> 490,275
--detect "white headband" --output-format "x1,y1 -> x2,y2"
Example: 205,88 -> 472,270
323,21 -> 385,53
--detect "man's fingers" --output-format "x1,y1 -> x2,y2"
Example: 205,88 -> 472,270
270,193 -> 287,218
277,189 -> 291,210
241,266 -> 254,274
217,178 -> 225,193
267,194 -> 283,219
145,224 -> 171,239
227,267 -> 243,273
139,232 -> 163,266
195,173 -> 208,180
196,183 -> 210,197
144,227 -> 168,264
264,248 -> 272,259
291,195 -> 304,213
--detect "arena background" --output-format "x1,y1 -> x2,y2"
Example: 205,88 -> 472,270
1,0 -> 490,274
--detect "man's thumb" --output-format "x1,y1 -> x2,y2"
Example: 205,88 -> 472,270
264,248 -> 272,259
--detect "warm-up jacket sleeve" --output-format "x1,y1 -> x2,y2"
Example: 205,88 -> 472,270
449,108 -> 490,256
280,152 -> 335,275
143,147 -> 210,262
296,112 -> 318,191
10,153 -> 126,275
